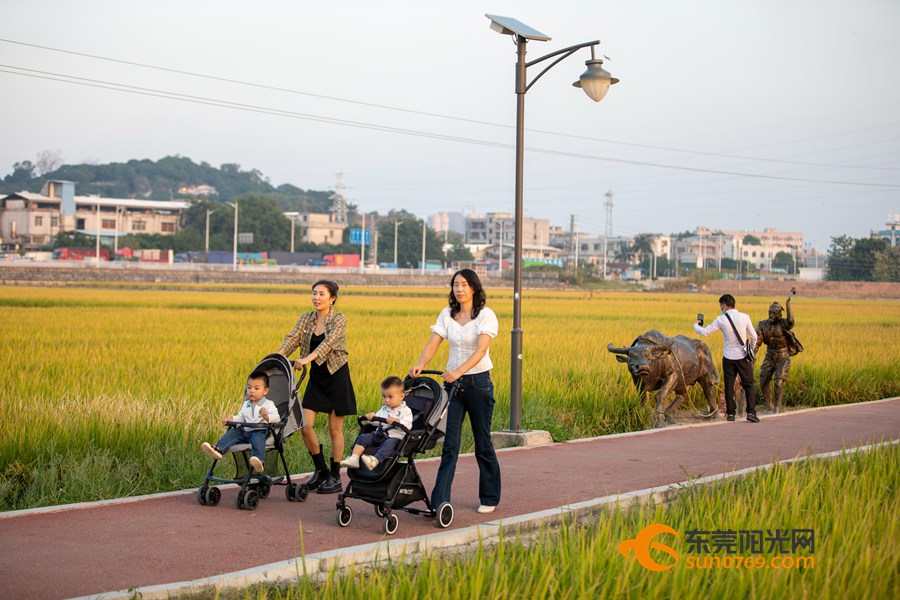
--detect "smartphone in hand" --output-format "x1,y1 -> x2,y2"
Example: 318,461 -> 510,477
697,313 -> 704,326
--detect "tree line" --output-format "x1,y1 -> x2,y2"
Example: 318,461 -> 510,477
826,235 -> 899,282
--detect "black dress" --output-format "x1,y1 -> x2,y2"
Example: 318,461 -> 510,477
302,332 -> 357,416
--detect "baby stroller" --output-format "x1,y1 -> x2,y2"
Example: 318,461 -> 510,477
335,371 -> 456,534
197,354 -> 308,510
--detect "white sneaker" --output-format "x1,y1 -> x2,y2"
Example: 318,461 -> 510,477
361,455 -> 379,470
477,505 -> 496,514
249,456 -> 264,473
340,455 -> 360,469
201,442 -> 222,460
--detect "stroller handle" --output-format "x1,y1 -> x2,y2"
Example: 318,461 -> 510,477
293,363 -> 307,395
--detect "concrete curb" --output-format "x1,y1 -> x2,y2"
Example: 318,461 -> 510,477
71,438 -> 899,600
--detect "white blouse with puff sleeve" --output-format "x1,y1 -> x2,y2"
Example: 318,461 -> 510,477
430,306 -> 499,375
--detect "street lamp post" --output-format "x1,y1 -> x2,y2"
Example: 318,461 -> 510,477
487,14 -> 617,432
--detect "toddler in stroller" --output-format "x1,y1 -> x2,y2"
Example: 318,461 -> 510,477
197,354 -> 308,510
336,371 -> 457,534
340,376 -> 413,471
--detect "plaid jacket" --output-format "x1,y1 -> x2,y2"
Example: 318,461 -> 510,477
278,310 -> 349,374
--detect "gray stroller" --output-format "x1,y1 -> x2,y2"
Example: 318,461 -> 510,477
197,354 -> 308,510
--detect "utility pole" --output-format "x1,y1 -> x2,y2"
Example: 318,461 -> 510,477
205,209 -> 212,253
717,235 -> 722,272
574,220 -> 580,276
603,190 -> 614,279
699,229 -> 705,271
373,228 -> 379,266
360,211 -> 366,273
421,219 -> 426,275
494,218 -> 504,277
394,220 -> 398,265
95,200 -> 101,267
569,214 -> 577,273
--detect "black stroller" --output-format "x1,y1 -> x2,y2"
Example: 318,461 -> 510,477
336,371 -> 456,534
197,354 -> 308,510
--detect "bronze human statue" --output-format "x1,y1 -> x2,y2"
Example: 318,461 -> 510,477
753,287 -> 803,413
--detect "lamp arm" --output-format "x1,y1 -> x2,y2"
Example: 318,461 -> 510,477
522,39 -> 600,93
524,49 -> 579,93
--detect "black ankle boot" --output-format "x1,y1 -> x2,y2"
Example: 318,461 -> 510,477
316,459 -> 343,494
305,446 -> 329,490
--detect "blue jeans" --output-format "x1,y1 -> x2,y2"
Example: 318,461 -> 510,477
431,371 -> 501,508
354,432 -> 403,462
216,426 -> 267,463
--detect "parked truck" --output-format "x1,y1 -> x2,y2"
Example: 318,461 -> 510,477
53,247 -> 110,261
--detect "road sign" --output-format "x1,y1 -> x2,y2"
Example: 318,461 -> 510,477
238,233 -> 253,244
349,229 -> 370,245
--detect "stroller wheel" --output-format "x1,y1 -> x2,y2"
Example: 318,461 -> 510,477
235,490 -> 245,509
204,487 -> 221,507
436,502 -> 454,529
294,484 -> 309,502
285,483 -> 296,502
242,489 -> 260,511
336,505 -> 353,527
257,483 -> 271,499
197,486 -> 208,505
374,504 -> 385,518
382,513 -> 399,536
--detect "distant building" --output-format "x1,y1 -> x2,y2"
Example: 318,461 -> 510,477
430,212 -> 467,236
0,180 -> 187,250
290,212 -> 346,245
465,212 -> 550,248
674,227 -> 803,271
177,184 -> 218,197
575,236 -> 632,267
872,214 -> 900,246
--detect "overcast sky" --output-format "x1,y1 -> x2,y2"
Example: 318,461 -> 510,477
2,0 -> 898,250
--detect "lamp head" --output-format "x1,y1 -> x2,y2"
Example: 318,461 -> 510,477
573,57 -> 619,102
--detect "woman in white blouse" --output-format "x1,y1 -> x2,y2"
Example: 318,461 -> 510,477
410,268 -> 501,515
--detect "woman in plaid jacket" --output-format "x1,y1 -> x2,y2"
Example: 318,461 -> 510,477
279,280 -> 357,494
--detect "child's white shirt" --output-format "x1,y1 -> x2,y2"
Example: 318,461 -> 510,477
375,401 -> 413,440
232,397 -> 280,424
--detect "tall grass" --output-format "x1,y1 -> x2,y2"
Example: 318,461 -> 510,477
213,443 -> 900,599
0,285 -> 898,509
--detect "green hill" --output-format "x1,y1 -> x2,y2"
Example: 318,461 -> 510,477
1,155 -> 334,213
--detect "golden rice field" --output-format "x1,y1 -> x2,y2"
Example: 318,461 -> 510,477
1,284 -> 898,510
219,443 -> 900,600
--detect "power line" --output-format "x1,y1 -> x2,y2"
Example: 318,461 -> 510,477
3,64 -> 899,191
2,36 -> 898,172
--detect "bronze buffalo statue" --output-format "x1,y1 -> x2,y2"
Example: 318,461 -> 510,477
608,330 -> 719,427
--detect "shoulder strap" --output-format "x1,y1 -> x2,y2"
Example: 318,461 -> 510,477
723,312 -> 745,346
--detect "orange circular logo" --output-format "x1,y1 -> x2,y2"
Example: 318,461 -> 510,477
618,524 -> 680,572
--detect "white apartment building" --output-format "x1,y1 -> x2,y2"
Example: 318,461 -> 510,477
1,180 -> 187,250
674,227 -> 803,270
289,211 -> 346,245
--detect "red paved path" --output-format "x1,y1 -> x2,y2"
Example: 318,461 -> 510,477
1,399 -> 898,599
